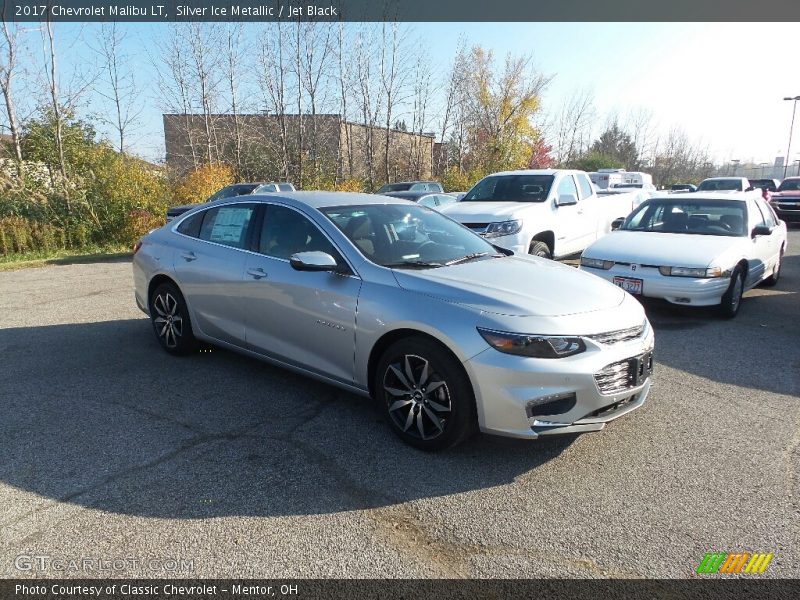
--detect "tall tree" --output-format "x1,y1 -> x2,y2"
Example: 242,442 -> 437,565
0,18 -> 24,167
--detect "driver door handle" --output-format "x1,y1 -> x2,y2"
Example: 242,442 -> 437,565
247,267 -> 268,279
181,252 -> 197,262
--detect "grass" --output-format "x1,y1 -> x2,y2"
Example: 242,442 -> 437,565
0,245 -> 133,271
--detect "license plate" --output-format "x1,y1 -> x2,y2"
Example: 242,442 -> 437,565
613,276 -> 643,295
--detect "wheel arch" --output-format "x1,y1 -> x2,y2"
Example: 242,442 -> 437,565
530,231 -> 555,254
366,328 -> 471,400
147,274 -> 183,309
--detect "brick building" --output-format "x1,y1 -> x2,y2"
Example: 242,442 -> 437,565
163,113 -> 435,186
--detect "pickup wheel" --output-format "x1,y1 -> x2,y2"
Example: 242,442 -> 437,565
529,241 -> 552,259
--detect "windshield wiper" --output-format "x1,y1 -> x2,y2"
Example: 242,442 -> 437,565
444,251 -> 502,266
383,260 -> 444,269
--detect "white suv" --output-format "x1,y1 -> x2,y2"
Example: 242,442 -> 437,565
440,169 -> 605,259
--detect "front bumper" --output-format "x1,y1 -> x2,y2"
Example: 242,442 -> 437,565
582,265 -> 730,306
771,203 -> 800,223
464,325 -> 655,439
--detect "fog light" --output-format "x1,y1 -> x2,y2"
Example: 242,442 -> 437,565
525,392 -> 577,418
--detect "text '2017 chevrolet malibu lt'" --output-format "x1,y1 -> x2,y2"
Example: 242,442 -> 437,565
133,192 -> 654,450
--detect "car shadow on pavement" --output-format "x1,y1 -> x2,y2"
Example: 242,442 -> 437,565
0,318 -> 576,520
637,251 -> 799,398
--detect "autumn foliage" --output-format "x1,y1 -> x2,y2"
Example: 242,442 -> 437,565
172,164 -> 235,206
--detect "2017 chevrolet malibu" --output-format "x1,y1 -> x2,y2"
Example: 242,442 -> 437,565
580,192 -> 787,318
133,192 -> 654,450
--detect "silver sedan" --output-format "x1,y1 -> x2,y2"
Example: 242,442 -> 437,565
133,192 -> 654,450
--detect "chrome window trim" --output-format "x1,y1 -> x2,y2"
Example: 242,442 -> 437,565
169,198 -> 362,279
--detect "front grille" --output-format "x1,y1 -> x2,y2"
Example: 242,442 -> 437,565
586,394 -> 638,418
594,352 -> 653,395
587,321 -> 646,345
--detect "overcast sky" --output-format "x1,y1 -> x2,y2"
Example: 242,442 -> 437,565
35,21 -> 800,167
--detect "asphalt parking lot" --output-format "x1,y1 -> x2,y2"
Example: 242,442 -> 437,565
0,231 -> 797,579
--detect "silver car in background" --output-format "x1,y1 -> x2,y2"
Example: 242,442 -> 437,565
133,192 -> 654,450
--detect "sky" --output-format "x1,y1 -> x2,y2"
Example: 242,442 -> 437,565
26,21 -> 800,167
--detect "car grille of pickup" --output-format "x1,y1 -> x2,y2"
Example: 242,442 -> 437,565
594,352 -> 653,395
586,321 -> 646,345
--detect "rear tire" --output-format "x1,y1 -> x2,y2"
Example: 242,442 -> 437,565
374,337 -> 477,451
149,282 -> 198,355
718,266 -> 744,319
762,248 -> 783,287
529,240 -> 552,259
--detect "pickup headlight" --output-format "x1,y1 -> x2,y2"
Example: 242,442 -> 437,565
477,328 -> 586,359
580,256 -> 615,270
484,219 -> 522,238
658,266 -> 723,278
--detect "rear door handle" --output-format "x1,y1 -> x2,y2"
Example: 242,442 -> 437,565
181,252 -> 197,262
247,267 -> 268,279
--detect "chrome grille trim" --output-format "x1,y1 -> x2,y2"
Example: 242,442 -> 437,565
586,321 -> 646,345
594,352 -> 653,395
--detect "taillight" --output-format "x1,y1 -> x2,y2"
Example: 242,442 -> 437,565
133,240 -> 143,254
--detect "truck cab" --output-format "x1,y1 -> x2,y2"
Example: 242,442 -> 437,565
439,169 -> 604,259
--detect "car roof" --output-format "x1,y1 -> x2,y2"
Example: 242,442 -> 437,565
647,191 -> 754,202
382,180 -> 438,185
700,176 -> 747,181
481,169 -> 585,177
239,191 -> 416,209
381,190 -> 437,199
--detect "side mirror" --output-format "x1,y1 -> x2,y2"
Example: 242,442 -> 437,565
745,186 -> 755,192
751,225 -> 773,238
611,218 -> 625,231
556,193 -> 578,207
289,251 -> 339,272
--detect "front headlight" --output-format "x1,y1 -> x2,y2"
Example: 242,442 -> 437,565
658,266 -> 723,278
580,256 -> 615,270
484,219 -> 522,238
477,328 -> 586,359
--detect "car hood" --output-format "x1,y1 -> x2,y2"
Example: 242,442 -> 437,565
772,191 -> 800,200
391,255 -> 625,317
440,201 -> 541,222
584,231 -> 742,267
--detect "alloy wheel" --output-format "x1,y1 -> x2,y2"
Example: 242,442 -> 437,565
382,354 -> 451,441
153,292 -> 183,349
730,274 -> 743,312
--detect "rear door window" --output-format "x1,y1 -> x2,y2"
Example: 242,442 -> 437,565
198,204 -> 256,249
177,211 -> 204,238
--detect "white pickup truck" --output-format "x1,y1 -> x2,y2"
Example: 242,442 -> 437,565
440,169 -> 622,259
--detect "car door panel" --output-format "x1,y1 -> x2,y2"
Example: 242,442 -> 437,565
242,204 -> 361,383
172,204 -> 256,346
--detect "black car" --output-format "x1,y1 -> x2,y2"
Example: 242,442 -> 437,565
376,181 -> 443,194
748,178 -> 780,193
165,183 -> 264,222
770,177 -> 800,223
380,190 -> 458,210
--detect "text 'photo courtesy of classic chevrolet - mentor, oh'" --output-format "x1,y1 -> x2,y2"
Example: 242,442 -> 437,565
132,192 -> 655,450
580,191 -> 787,318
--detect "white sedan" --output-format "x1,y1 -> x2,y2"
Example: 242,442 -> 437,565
580,192 -> 787,318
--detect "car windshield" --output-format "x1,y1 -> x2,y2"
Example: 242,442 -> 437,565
377,183 -> 413,193
321,204 -> 501,268
777,179 -> 800,191
462,174 -> 554,202
750,180 -> 776,191
697,179 -> 742,191
621,199 -> 747,236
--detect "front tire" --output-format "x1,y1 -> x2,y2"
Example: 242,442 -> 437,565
149,282 -> 197,355
718,266 -> 744,319
529,240 -> 552,259
374,337 -> 476,451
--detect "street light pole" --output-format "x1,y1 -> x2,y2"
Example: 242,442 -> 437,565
783,96 -> 800,178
